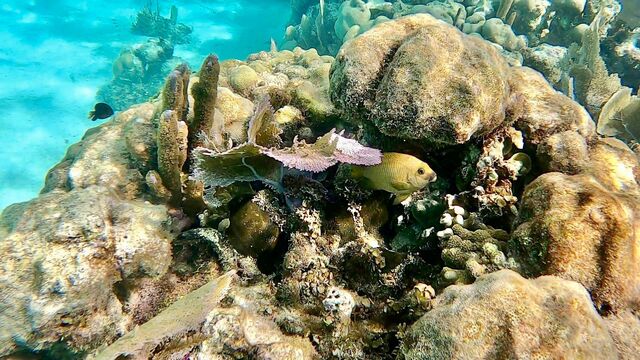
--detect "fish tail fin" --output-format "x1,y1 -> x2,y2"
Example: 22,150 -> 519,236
88,110 -> 96,121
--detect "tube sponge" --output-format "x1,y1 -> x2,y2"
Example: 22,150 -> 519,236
191,54 -> 220,151
162,64 -> 191,122
157,110 -> 186,204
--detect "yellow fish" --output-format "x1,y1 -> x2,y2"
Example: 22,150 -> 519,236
351,152 -> 437,204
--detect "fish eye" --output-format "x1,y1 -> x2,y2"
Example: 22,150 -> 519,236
418,168 -> 425,175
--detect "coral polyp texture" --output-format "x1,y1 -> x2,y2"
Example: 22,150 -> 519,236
331,14 -> 514,145
2,1 -> 640,359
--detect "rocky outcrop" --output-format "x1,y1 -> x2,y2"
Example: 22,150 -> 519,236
512,137 -> 640,313
400,270 -> 621,360
0,186 -> 173,356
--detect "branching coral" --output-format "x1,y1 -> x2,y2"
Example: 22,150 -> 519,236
435,194 -> 518,286
131,3 -> 192,45
568,13 -> 622,117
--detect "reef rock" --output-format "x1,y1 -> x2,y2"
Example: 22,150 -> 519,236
512,138 -> 640,313
400,270 -> 619,359
509,66 -> 596,145
42,103 -> 158,199
0,186 -> 174,356
331,14 -> 514,145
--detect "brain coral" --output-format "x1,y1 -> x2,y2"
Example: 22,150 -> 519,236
330,14 -> 514,145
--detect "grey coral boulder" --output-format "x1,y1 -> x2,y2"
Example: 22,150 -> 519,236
330,14 -> 514,145
511,138 -> 640,313
399,270 -> 619,360
0,186 -> 174,356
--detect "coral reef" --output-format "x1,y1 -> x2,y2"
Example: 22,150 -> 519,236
400,270 -> 622,359
131,2 -> 192,45
3,3 -> 640,358
97,38 -> 182,111
513,136 -> 640,313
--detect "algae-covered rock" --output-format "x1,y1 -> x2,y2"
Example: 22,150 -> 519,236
331,14 -> 514,145
90,271 -> 234,360
509,66 -> 596,145
400,270 -> 619,359
228,197 -> 281,258
0,186 -> 174,356
511,138 -> 640,312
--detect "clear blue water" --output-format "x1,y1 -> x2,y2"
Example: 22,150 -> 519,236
0,0 -> 290,210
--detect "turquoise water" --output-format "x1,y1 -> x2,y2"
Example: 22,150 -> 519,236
0,0 -> 289,210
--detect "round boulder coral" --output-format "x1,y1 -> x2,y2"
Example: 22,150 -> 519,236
330,14 -> 514,145
400,270 -> 619,359
511,138 -> 640,313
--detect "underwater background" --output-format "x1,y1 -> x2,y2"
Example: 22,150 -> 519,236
0,0 -> 289,210
1,0 -> 640,359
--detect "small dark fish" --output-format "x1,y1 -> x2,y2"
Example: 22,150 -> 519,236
88,102 -> 114,121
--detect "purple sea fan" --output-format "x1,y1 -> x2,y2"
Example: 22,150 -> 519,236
331,129 -> 382,166
262,129 -> 382,173
262,147 -> 339,173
